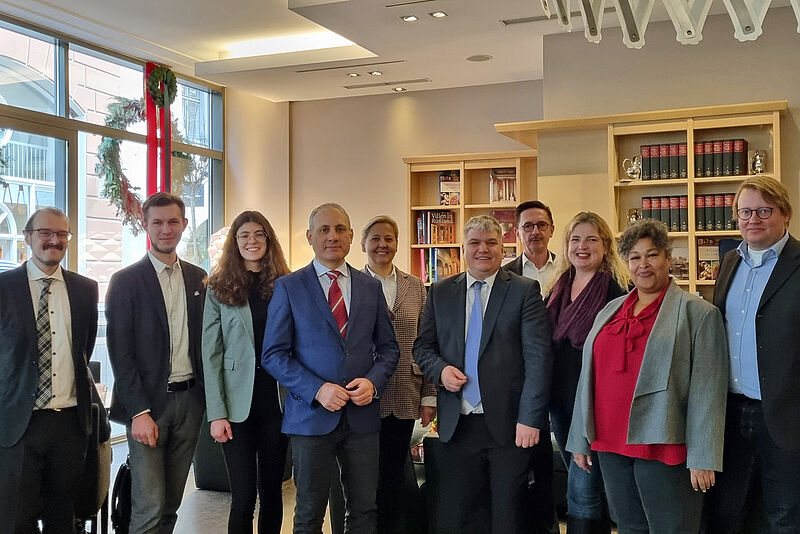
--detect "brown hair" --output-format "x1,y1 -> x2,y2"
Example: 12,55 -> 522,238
733,175 -> 792,222
142,192 -> 186,221
205,211 -> 290,307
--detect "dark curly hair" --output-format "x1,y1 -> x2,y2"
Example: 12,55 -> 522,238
205,211 -> 290,307
618,219 -> 672,259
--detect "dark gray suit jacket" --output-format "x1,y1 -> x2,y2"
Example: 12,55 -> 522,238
714,234 -> 800,450
413,268 -> 552,444
0,263 -> 98,447
106,254 -> 206,424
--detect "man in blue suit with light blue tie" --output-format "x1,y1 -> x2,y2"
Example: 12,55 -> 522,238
263,203 -> 399,534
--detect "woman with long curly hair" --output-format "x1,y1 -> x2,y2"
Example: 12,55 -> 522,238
202,210 -> 290,534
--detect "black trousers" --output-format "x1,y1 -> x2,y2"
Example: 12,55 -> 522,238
437,414 -> 532,534
221,370 -> 287,534
14,408 -> 88,534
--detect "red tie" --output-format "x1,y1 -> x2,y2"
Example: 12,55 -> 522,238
327,270 -> 348,338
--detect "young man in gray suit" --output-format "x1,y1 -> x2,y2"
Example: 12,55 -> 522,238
106,193 -> 206,534
414,215 -> 552,534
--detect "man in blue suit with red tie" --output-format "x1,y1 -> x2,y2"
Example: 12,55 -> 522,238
263,203 -> 399,534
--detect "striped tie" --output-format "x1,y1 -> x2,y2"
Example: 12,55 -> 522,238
34,278 -> 54,409
326,270 -> 348,338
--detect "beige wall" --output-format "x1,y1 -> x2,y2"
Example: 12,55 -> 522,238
224,88 -> 291,256
538,7 -> 800,239
289,81 -> 543,271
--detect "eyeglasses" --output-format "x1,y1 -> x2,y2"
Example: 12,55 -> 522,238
236,231 -> 268,242
29,228 -> 73,241
520,221 -> 551,233
737,207 -> 774,220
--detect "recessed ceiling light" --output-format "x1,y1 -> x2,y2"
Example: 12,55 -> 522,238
429,11 -> 447,18
347,72 -> 360,77
401,15 -> 419,22
368,71 -> 383,76
467,54 -> 493,62
393,87 -> 406,92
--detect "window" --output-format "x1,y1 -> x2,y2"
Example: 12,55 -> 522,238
0,21 -> 58,115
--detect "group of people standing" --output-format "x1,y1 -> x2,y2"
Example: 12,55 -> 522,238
1,174 -> 799,534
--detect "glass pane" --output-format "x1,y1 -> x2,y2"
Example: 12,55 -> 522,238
0,22 -> 57,115
68,46 -> 145,132
171,152 -> 213,270
0,127 -> 66,269
170,79 -> 219,150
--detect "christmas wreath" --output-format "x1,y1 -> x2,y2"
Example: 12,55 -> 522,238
147,66 -> 177,108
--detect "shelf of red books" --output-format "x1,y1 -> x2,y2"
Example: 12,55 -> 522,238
612,128 -> 688,182
616,185 -> 690,235
692,121 -> 774,179
411,247 -> 461,285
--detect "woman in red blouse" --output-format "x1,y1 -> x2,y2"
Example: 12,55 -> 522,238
565,219 -> 728,533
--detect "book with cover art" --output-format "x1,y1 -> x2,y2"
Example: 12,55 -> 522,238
429,211 -> 455,244
489,168 -> 517,204
669,245 -> 690,281
434,248 -> 460,281
697,237 -> 721,281
491,209 -> 517,244
439,171 -> 460,206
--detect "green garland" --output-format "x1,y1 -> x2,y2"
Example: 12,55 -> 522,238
147,66 -> 177,108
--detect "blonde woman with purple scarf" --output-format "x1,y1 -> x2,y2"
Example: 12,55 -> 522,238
545,212 -> 630,534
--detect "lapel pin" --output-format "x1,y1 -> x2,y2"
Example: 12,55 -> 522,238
194,291 -> 200,296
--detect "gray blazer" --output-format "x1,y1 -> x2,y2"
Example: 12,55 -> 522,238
202,288 -> 283,423
566,281 -> 729,471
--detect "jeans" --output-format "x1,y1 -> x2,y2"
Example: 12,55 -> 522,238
127,389 -> 204,534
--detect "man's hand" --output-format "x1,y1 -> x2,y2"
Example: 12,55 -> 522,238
345,378 -> 375,406
420,406 -> 437,427
440,366 -> 467,392
316,382 -> 350,411
690,469 -> 715,492
573,453 -> 592,473
131,412 -> 159,448
210,418 -> 233,443
515,423 -> 540,448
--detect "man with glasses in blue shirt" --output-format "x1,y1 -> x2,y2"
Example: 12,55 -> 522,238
707,176 -> 800,533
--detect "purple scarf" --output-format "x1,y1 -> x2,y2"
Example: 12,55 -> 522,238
546,267 -> 612,350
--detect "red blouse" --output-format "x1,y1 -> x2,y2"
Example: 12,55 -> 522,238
590,285 -> 687,465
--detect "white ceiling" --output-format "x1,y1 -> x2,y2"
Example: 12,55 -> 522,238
0,0 -> 786,103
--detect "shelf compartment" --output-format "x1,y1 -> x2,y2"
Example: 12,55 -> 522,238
615,178 -> 688,188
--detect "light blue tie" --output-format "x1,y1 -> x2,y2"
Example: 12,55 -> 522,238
463,280 -> 484,407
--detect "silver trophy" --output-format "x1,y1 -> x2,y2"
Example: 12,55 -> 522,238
621,155 -> 642,182
751,151 -> 766,174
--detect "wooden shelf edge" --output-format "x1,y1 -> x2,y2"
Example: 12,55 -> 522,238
695,174 -> 773,184
696,280 -> 717,286
695,231 -> 740,237
614,179 -> 688,188
403,150 -> 537,165
411,205 -> 460,211
411,243 -> 462,249
466,203 -> 517,209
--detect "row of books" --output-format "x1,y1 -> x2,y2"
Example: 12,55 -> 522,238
695,194 -> 736,231
639,143 -> 688,180
439,171 -> 460,206
489,168 -> 517,204
417,210 -> 456,245
418,248 -> 460,284
638,139 -> 750,179
640,196 -> 689,232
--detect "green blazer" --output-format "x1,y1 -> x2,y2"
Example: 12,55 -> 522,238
202,287 -> 283,423
566,281 -> 729,471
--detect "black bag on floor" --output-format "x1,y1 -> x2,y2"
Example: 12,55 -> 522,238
110,455 -> 132,534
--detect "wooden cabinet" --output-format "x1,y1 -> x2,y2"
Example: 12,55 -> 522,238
608,107 -> 782,296
403,150 -> 537,283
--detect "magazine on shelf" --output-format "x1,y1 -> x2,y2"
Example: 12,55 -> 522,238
439,171 -> 460,206
491,209 -> 517,244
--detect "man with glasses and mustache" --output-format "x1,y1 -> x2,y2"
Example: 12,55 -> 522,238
0,207 -> 98,533
106,192 -> 206,534
706,176 -> 800,533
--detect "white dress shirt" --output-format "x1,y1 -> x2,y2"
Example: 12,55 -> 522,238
460,269 -> 499,415
313,259 -> 351,312
366,264 -> 397,310
27,261 -> 76,409
522,252 -> 557,292
148,252 -> 193,382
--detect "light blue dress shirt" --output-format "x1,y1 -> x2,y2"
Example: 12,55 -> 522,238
725,231 -> 789,399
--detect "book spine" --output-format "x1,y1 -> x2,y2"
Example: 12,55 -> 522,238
659,144 -> 670,179
724,193 -> 735,230
670,196 -> 680,232
419,249 -> 427,284
714,194 -> 725,230
733,139 -> 746,175
722,139 -> 733,176
650,144 -> 661,180
661,196 -> 671,227
679,143 -> 688,178
680,195 -> 688,232
704,141 -> 714,177
642,196 -> 652,220
641,145 -> 651,180
713,140 -> 723,177
694,142 -> 704,178
669,144 -> 679,179
704,195 -> 715,229
695,195 -> 705,231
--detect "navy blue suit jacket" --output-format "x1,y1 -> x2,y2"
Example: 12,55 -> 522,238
262,262 -> 399,436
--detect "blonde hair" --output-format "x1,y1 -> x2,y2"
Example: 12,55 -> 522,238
546,211 -> 630,294
463,215 -> 502,241
733,175 -> 792,222
361,215 -> 399,245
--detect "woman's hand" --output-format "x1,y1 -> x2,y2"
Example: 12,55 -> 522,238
689,468 -> 715,492
573,453 -> 592,473
210,418 -> 233,443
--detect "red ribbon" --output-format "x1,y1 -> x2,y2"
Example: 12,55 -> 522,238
144,62 -> 158,197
